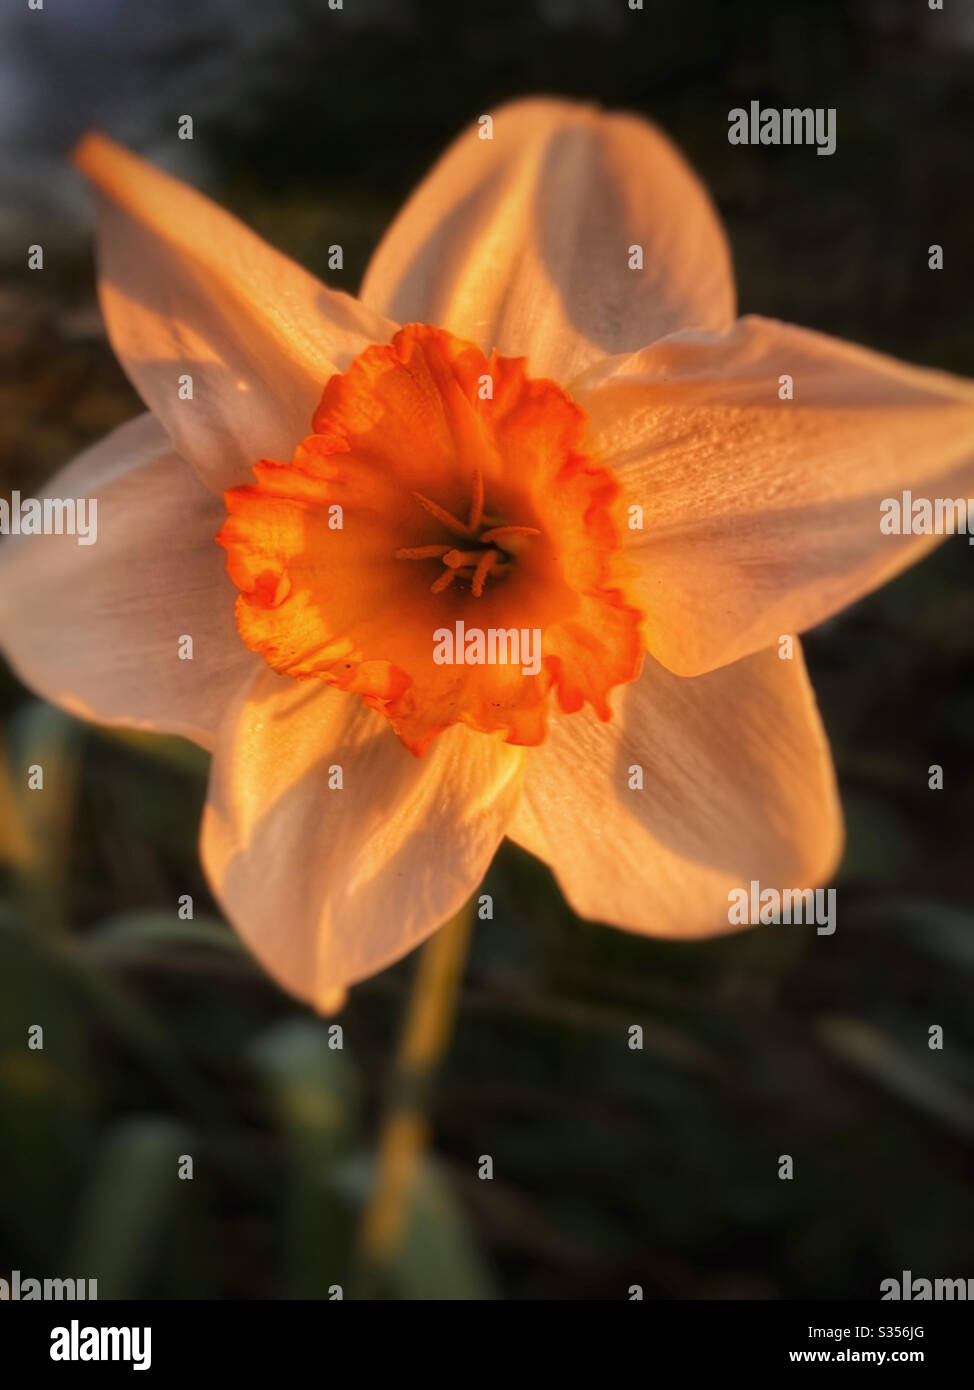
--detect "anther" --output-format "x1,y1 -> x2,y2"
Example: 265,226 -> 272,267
398,477 -> 540,597
478,525 -> 541,544
411,491 -> 472,537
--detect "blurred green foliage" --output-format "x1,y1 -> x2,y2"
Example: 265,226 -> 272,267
1,0 -> 973,1298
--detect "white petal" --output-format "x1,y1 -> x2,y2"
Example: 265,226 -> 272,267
0,415 -> 255,748
575,315 -> 974,675
201,669 -> 525,1006
75,133 -> 398,494
510,644 -> 842,936
361,98 -> 735,382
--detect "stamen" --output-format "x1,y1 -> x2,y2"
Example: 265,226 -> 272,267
443,548 -> 487,569
398,478 -> 539,599
394,544 -> 453,560
471,550 -> 498,598
430,569 -> 457,594
478,525 -> 541,545
411,490 -> 472,537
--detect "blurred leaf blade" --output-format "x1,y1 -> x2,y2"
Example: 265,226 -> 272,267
64,1115 -> 195,1298
83,909 -> 246,960
249,1019 -> 360,1298
4,700 -> 83,933
818,1014 -> 974,1144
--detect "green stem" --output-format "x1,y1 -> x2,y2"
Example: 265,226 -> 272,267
354,897 -> 475,1292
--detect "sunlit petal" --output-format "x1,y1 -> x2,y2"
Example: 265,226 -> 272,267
575,315 -> 974,674
510,643 -> 842,935
0,415 -> 256,747
74,133 -> 398,494
361,98 -> 735,382
201,668 -> 525,1006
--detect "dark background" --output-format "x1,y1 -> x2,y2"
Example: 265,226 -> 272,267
1,0 -> 972,1299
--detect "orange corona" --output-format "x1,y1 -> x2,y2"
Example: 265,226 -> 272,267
218,323 -> 644,755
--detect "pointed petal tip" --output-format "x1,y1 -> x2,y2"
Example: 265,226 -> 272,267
71,130 -> 119,179
68,128 -> 397,495
361,96 -> 735,377
72,131 -> 153,204
314,987 -> 348,1017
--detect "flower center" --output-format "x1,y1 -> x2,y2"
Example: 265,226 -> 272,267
217,323 -> 644,756
395,473 -> 540,597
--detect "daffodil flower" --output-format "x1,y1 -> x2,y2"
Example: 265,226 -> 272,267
3,99 -> 972,1009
